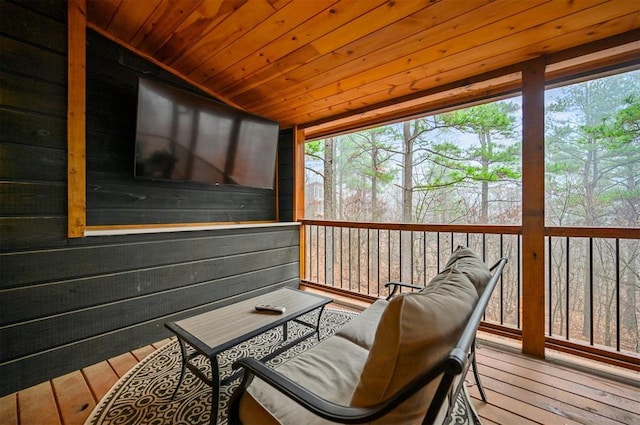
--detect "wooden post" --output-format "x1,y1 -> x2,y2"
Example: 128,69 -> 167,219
521,57 -> 546,358
67,0 -> 87,238
293,125 -> 306,281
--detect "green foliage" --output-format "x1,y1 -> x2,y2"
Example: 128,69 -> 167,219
545,72 -> 640,226
304,70 -> 638,226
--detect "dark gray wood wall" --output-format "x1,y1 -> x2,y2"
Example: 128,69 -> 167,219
0,0 -> 299,396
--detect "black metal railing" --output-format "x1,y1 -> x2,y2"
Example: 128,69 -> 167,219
546,227 -> 640,359
302,220 -> 522,330
301,220 -> 640,367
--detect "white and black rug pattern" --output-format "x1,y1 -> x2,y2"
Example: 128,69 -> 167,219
85,309 -> 481,425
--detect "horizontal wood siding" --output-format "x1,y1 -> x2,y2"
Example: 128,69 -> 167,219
0,0 -> 298,396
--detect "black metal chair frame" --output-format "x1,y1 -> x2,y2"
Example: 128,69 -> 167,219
228,257 -> 508,425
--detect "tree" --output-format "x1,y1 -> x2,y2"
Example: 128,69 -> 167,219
345,128 -> 396,221
436,102 -> 521,223
546,72 -> 640,345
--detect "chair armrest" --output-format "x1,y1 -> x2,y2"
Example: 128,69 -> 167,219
228,357 -> 373,424
384,281 -> 424,300
228,355 -> 458,425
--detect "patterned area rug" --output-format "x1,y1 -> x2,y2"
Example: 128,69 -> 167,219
85,309 -> 481,425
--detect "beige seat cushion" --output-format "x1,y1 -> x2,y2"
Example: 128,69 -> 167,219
335,299 -> 388,350
350,272 -> 478,424
440,246 -> 492,294
239,335 -> 369,425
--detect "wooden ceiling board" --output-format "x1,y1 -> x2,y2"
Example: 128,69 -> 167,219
236,0 -> 552,114
203,0 -> 434,97
212,0 -> 389,95
106,0 -> 162,42
259,2 -> 640,125
227,0 -> 499,104
281,25 -> 639,128
129,0 -> 204,54
189,0 -> 340,85
85,0 -> 640,131
155,0 -> 253,67
86,0 -> 121,30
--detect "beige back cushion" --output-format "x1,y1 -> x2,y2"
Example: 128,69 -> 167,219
441,246 -> 492,294
350,270 -> 478,424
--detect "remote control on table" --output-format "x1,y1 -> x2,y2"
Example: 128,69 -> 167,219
254,304 -> 286,314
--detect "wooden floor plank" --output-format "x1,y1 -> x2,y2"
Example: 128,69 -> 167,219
18,381 -> 62,425
477,352 -> 640,423
82,361 -> 119,402
479,373 -> 630,425
51,371 -> 95,425
131,344 -> 156,362
107,352 -> 139,378
0,393 -> 18,425
469,384 -> 588,425
2,337 -> 637,425
468,389 -> 543,425
152,338 -> 173,349
477,344 -> 640,402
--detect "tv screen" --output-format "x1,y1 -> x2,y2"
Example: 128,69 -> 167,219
134,78 -> 279,189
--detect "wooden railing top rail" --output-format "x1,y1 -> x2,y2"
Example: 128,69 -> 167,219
299,220 -> 522,235
546,226 -> 640,239
300,220 -> 640,240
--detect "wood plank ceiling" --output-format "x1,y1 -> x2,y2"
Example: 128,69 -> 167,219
86,0 -> 640,137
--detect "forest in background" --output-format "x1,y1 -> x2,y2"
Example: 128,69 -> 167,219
304,70 -> 639,354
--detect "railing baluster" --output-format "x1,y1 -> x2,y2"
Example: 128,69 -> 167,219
357,228 -> 361,294
437,232 -> 441,272
331,227 -> 342,286
348,228 -> 352,292
517,233 -> 521,329
423,231 -> 427,286
323,225 -> 327,285
548,236 -> 553,336
565,237 -> 570,340
499,233 -> 504,325
309,225 -> 313,281
411,231 -> 414,285
387,230 -> 391,284
589,237 -> 594,346
367,229 -> 370,295
399,231 -> 403,283
615,238 -> 620,352
377,229 -> 381,295
315,225 -> 319,283
340,227 -> 343,289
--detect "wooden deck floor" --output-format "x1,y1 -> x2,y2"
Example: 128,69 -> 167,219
1,336 -> 638,425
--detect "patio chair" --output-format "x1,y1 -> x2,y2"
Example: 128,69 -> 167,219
229,248 -> 508,424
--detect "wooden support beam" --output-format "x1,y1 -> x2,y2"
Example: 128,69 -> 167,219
521,56 -> 546,358
293,125 -> 306,280
67,0 -> 87,238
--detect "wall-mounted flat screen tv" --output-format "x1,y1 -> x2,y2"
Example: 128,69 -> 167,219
134,78 -> 279,189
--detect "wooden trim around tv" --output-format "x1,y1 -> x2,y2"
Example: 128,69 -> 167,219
67,0 -> 86,238
67,3 -> 280,238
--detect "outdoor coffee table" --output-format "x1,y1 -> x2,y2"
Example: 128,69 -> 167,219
164,287 -> 332,424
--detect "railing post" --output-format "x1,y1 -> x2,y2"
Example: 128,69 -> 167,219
521,56 -> 546,358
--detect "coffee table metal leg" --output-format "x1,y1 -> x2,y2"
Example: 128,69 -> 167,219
314,305 -> 326,341
210,356 -> 220,425
172,338 -> 188,400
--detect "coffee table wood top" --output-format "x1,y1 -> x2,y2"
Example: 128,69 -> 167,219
167,287 -> 331,356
